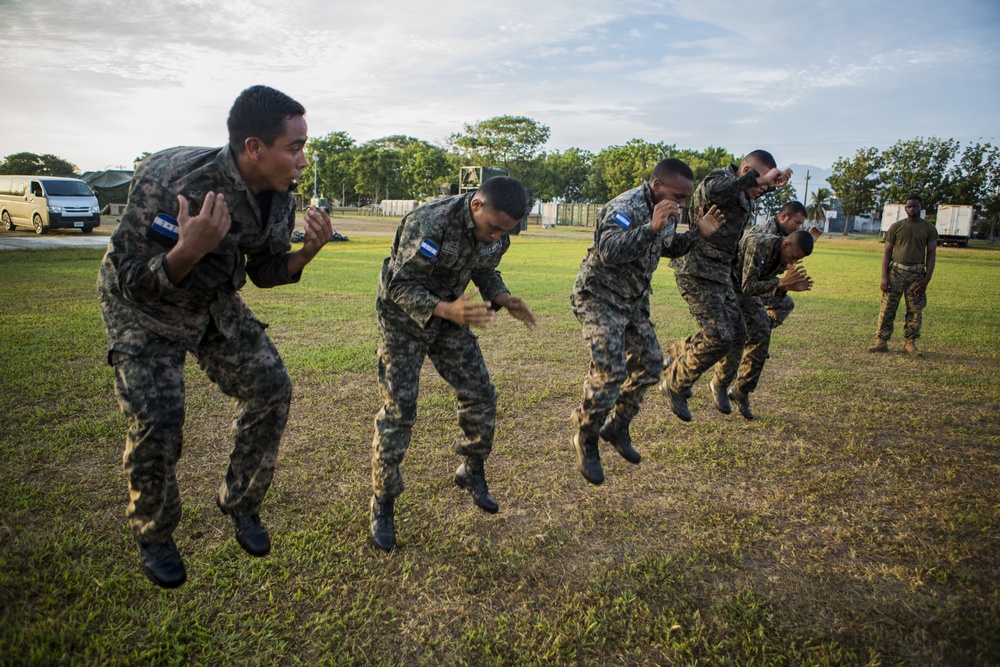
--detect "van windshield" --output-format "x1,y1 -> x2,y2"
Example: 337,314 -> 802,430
41,180 -> 94,197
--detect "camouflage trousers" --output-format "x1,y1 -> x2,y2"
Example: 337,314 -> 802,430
664,274 -> 747,393
762,293 -> 795,330
570,291 -> 662,437
371,302 -> 497,501
112,316 -> 291,545
875,265 -> 927,342
715,293 -> 770,394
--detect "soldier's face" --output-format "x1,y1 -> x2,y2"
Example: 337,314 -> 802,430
905,199 -> 922,219
652,174 -> 694,207
470,197 -> 519,243
780,242 -> 806,265
256,115 -> 309,193
779,212 -> 806,235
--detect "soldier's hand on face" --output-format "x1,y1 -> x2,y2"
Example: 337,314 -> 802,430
695,204 -> 725,238
435,288 -> 495,330
176,192 -> 231,257
300,206 -> 334,261
651,199 -> 682,233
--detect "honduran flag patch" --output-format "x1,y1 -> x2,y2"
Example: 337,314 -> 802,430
613,211 -> 632,228
418,238 -> 439,259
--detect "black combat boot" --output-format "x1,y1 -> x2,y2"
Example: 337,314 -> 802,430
661,381 -> 692,421
728,386 -> 754,420
573,431 -> 604,485
217,497 -> 271,556
369,495 -> 397,552
137,536 -> 187,589
710,377 -> 732,414
455,458 -> 499,514
599,416 -> 641,464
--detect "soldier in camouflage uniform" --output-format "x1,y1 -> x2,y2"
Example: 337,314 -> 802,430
369,176 -> 535,552
754,201 -> 809,329
661,150 -> 792,421
570,159 -> 725,485
868,196 -> 938,357
98,85 -> 334,588
715,230 -> 814,419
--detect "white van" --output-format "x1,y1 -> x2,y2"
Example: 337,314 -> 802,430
0,175 -> 102,234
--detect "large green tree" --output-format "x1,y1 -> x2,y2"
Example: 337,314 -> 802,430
530,148 -> 594,202
300,131 -> 356,204
755,183 -> 798,220
448,116 -> 550,181
587,140 -> 675,203
673,146 -> 737,183
879,136 -> 959,211
829,147 -> 884,232
397,139 -> 453,200
0,152 -> 78,176
807,187 -> 833,230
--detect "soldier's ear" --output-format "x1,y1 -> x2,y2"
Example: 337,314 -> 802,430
244,137 -> 263,161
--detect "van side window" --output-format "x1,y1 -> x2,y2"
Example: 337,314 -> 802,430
31,182 -> 43,197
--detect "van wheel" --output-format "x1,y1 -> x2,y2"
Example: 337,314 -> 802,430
33,214 -> 46,235
81,226 -> 94,234
1,211 -> 13,231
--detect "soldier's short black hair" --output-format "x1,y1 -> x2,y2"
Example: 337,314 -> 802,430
227,85 -> 306,154
650,158 -> 694,184
906,195 -> 923,205
476,176 -> 529,222
742,149 -> 777,171
789,229 -> 814,255
781,201 -> 807,217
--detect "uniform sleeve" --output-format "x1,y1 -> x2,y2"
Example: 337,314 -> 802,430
740,238 -> 781,297
594,205 -> 657,264
704,168 -> 759,212
384,211 -> 447,327
106,172 -> 198,307
661,227 -> 700,258
471,236 -> 510,307
245,199 -> 299,288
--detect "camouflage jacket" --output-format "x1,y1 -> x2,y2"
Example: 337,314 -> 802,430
98,146 -> 298,353
733,232 -> 786,299
377,193 -> 510,330
573,183 -> 698,307
670,165 -> 760,283
755,215 -> 784,237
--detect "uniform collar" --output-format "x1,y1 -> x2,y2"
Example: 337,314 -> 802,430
217,145 -> 249,194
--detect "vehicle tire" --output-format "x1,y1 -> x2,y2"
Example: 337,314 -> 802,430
1,210 -> 13,231
81,226 -> 94,234
33,213 -> 46,235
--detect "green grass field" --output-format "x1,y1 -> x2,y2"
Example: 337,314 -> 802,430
1,230 -> 998,666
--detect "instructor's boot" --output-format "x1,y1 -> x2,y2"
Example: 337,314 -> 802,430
455,458 -> 499,514
573,431 -> 604,485
710,377 -> 732,415
867,339 -> 888,353
728,386 -> 754,420
600,416 -> 641,464
369,495 -> 396,552
904,339 -> 922,358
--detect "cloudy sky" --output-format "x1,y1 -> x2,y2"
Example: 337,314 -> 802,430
2,0 -> 997,196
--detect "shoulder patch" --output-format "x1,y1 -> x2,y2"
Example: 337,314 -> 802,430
418,238 -> 439,259
152,212 -> 179,240
613,211 -> 632,228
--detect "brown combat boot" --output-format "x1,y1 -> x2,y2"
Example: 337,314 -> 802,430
904,340 -> 922,358
867,339 -> 888,353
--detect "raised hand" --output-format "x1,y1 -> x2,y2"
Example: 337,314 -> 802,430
176,192 -> 230,257
300,206 -> 333,261
695,204 -> 725,238
779,262 -> 813,292
501,295 -> 536,329
436,288 -> 495,329
651,199 -> 682,233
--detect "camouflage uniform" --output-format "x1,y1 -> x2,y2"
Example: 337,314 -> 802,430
571,183 -> 699,436
664,165 -> 759,393
98,146 -> 299,545
753,216 -> 795,328
875,219 -> 938,342
372,194 -> 511,501
715,233 -> 786,395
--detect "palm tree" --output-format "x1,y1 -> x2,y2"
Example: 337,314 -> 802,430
807,187 -> 833,232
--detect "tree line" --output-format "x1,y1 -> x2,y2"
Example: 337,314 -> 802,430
829,137 -> 1000,231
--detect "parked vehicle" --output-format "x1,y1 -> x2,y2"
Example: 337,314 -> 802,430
935,205 -> 973,247
0,176 -> 101,234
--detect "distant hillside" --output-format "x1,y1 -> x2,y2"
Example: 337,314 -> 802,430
787,164 -> 831,203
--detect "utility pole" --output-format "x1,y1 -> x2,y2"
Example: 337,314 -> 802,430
312,154 -> 319,200
802,170 -> 810,207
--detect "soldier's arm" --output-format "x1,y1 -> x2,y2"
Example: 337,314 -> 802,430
245,200 -> 307,288
595,207 -> 658,264
740,240 -> 781,297
385,213 -> 451,327
705,169 -> 759,211
470,236 -> 511,309
914,239 -> 937,295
